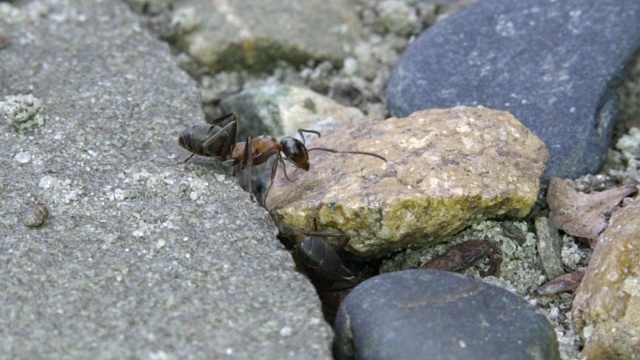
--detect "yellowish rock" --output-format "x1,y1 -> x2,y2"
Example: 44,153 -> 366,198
267,107 -> 548,258
572,197 -> 640,359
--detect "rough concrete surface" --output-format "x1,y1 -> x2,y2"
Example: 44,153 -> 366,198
0,1 -> 332,359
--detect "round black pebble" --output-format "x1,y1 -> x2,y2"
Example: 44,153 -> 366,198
333,270 -> 559,360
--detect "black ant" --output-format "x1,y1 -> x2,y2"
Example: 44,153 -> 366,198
286,219 -> 358,325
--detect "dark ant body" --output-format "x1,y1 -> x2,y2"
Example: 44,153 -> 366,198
178,112 -> 387,200
292,231 -> 357,324
178,112 -> 238,164
294,232 -> 356,292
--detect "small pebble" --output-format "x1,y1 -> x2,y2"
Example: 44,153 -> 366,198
38,175 -> 59,189
279,326 -> 293,337
23,202 -> 49,227
14,151 -> 31,163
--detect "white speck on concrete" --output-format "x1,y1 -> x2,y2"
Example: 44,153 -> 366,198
280,326 -> 293,337
155,239 -> 166,249
14,151 -> 31,163
38,175 -> 60,189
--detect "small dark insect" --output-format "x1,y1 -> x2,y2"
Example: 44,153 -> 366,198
292,231 -> 357,324
421,239 -> 503,277
178,112 -> 387,201
23,201 -> 49,227
293,232 -> 356,292
177,112 -> 238,164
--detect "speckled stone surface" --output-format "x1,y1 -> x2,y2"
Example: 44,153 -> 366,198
386,0 -> 640,180
268,107 -> 548,258
220,84 -> 365,139
162,0 -> 363,72
0,1 -> 331,358
333,270 -> 560,360
572,197 -> 640,359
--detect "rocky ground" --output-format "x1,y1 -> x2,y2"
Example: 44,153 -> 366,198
2,0 -> 639,359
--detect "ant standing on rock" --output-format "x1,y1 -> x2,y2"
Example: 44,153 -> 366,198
178,112 -> 387,201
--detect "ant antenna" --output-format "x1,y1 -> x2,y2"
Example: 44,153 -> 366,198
308,147 -> 388,162
297,129 -> 322,145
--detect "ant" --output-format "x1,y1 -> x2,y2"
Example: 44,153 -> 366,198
285,219 -> 358,324
293,231 -> 356,293
178,112 -> 387,201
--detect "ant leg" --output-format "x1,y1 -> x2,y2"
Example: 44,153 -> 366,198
241,136 -> 255,202
176,153 -> 196,165
206,112 -> 237,126
297,129 -> 322,145
276,154 -> 294,182
308,147 -> 388,162
248,150 -> 295,182
201,119 -> 238,159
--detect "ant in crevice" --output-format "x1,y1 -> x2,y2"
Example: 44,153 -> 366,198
178,112 -> 387,201
279,218 -> 359,325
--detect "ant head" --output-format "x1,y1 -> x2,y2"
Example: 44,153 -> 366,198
280,137 -> 310,170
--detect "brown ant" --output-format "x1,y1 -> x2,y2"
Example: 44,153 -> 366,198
178,112 -> 387,200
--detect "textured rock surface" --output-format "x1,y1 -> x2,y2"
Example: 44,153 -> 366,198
547,177 -> 638,243
0,1 -> 331,358
378,220 -> 586,358
167,0 -> 363,72
572,197 -> 640,359
220,84 -> 365,139
268,107 -> 548,258
534,216 -> 564,280
333,270 -> 560,360
386,0 -> 640,180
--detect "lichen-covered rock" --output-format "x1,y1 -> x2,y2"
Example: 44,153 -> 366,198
171,0 -> 363,72
220,84 -> 365,140
0,94 -> 47,132
572,197 -> 640,359
267,107 -> 548,258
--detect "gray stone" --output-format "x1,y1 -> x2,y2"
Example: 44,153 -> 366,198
386,0 -> 640,180
534,217 -> 564,280
334,270 -> 560,360
219,84 -> 365,140
0,1 -> 331,358
166,0 -> 364,72
376,0 -> 420,37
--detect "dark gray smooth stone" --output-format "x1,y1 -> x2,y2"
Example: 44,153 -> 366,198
334,270 -> 559,360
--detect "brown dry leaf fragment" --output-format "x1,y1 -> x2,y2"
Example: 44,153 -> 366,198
547,177 -> 637,242
536,268 -> 586,295
420,240 -> 502,277
0,35 -> 9,49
